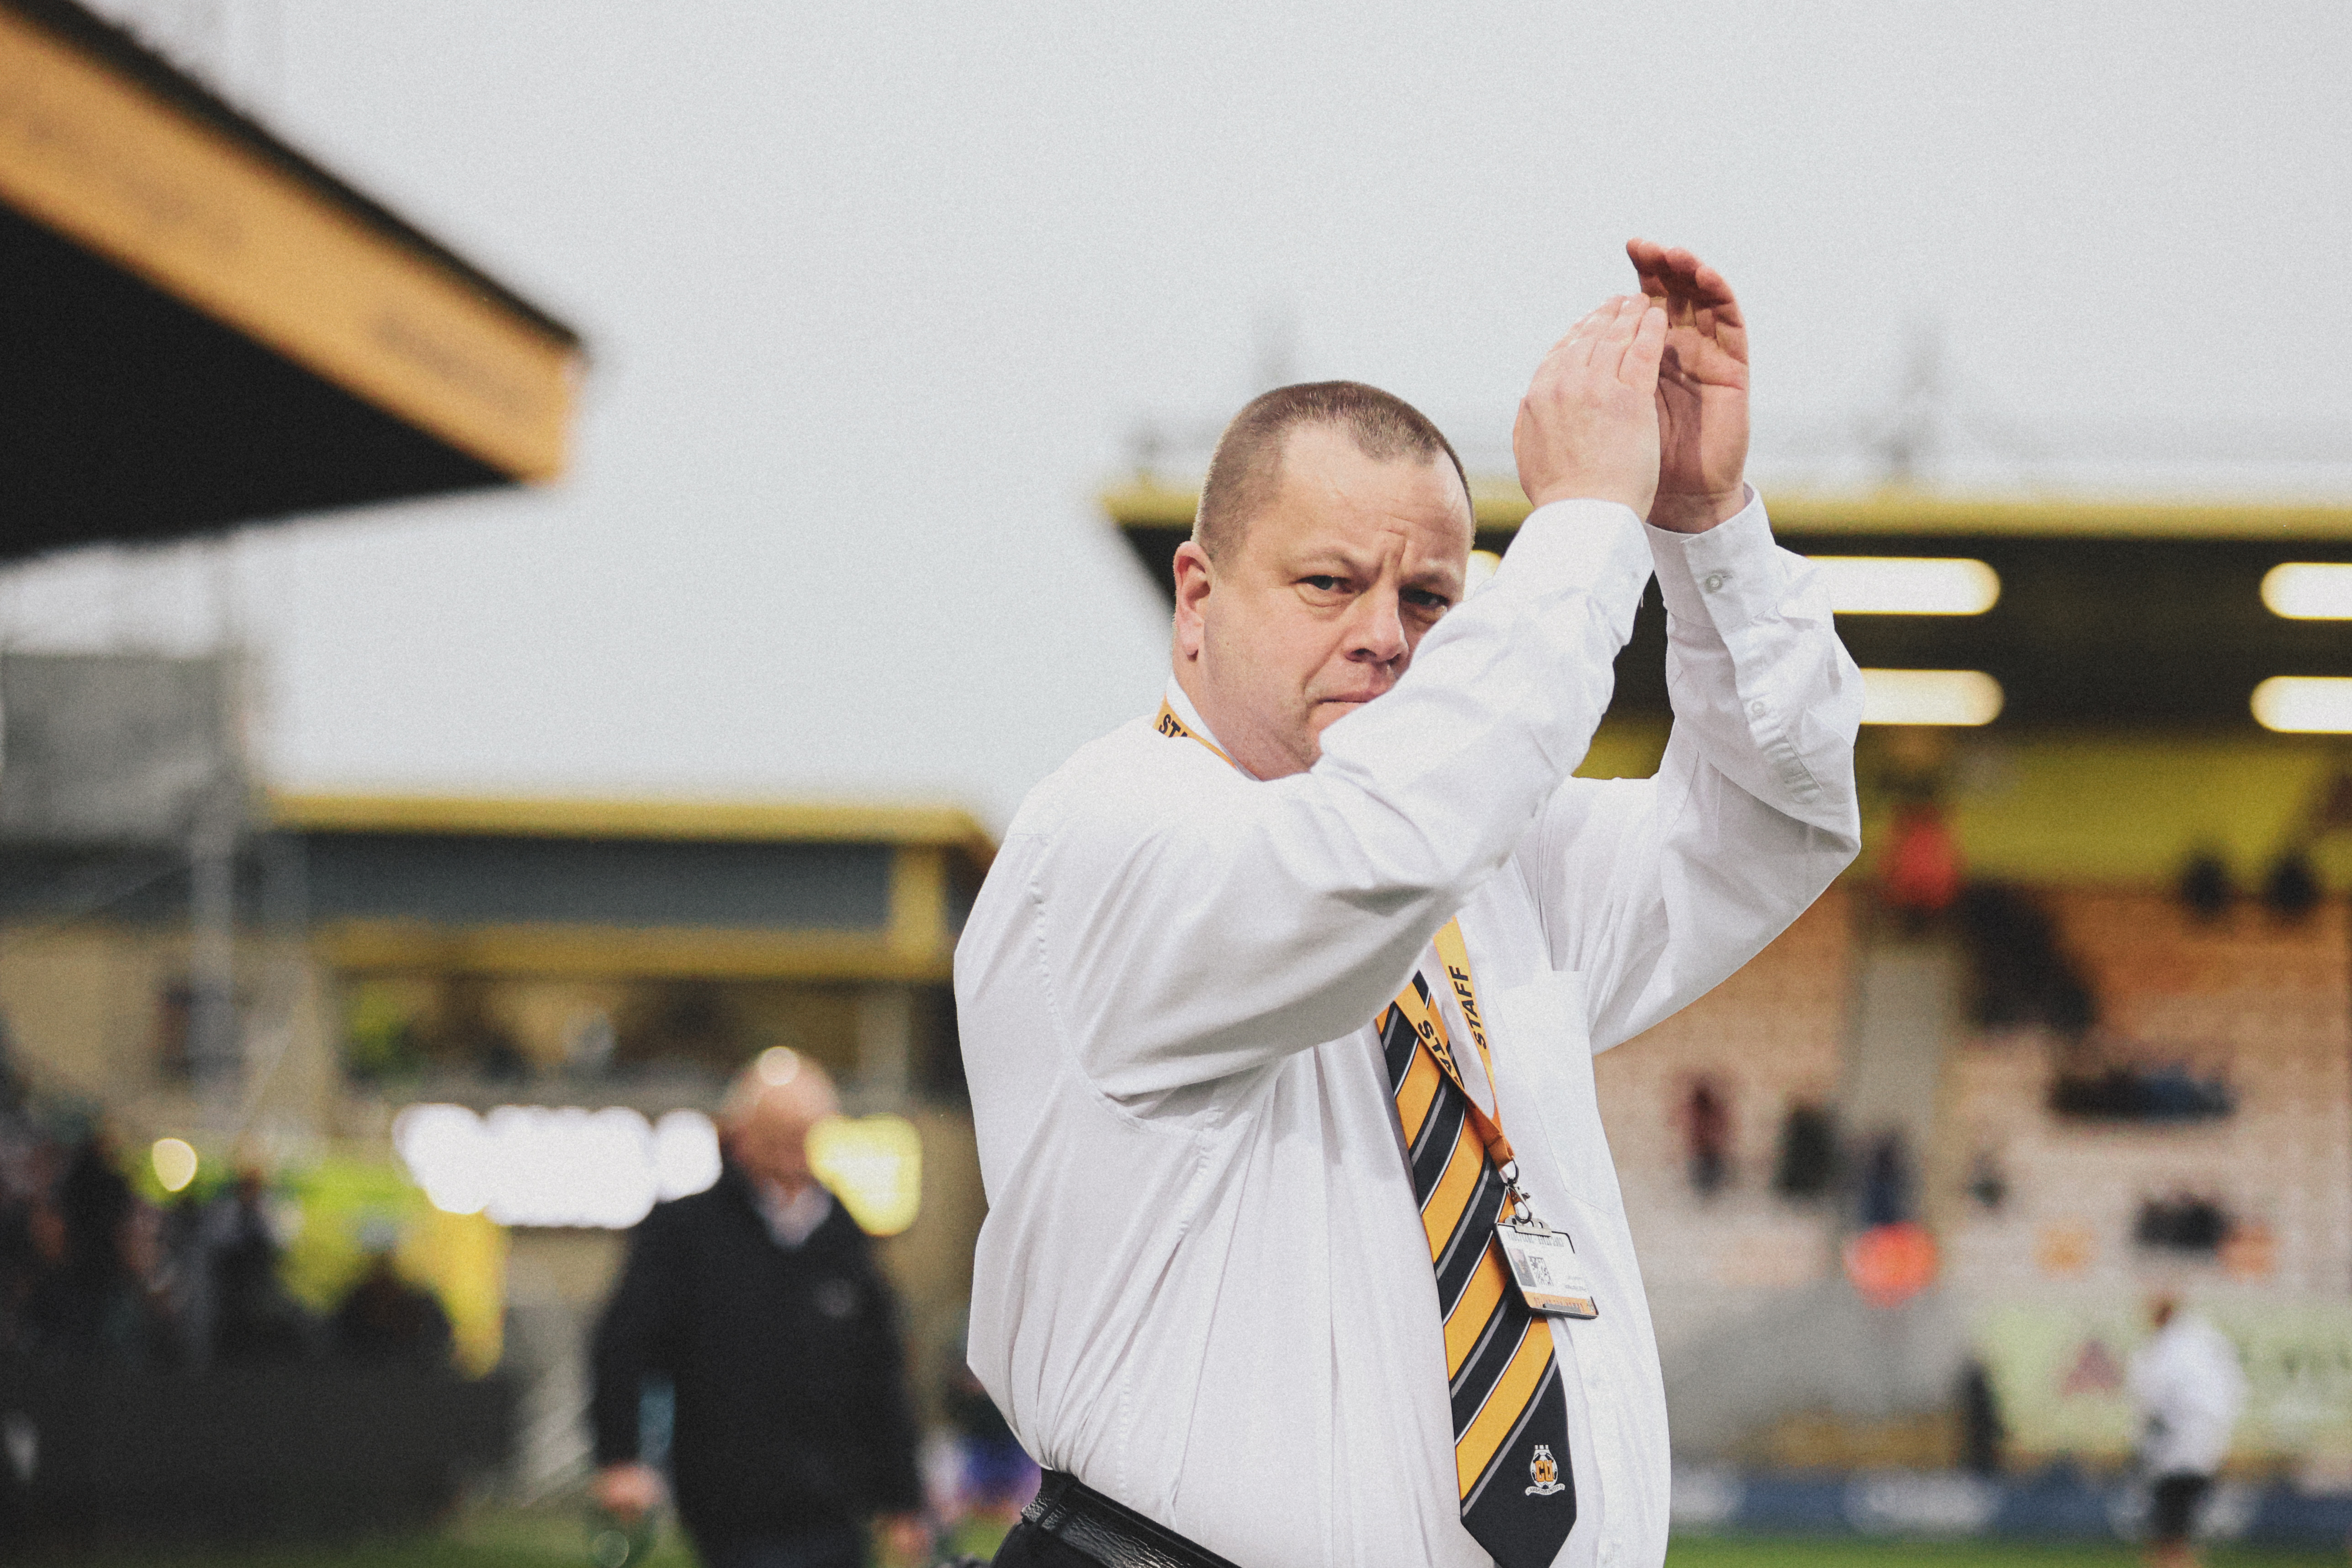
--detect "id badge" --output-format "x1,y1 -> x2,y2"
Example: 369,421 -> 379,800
1498,1220 -> 1598,1319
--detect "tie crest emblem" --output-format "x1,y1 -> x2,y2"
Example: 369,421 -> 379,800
1525,1445 -> 1565,1497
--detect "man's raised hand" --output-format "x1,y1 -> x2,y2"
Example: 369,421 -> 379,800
1627,239 -> 1750,534
1513,294 -> 1669,519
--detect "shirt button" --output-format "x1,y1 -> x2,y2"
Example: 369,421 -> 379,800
1703,572 -> 1726,593
1748,699 -> 1768,718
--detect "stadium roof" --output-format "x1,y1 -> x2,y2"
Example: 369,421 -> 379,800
0,789 -> 993,982
1103,478 -> 2352,543
268,794 -> 994,983
1104,480 -> 2352,731
0,0 -> 583,564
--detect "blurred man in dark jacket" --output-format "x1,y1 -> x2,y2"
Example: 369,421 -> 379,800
331,1224 -> 452,1366
592,1050 -> 927,1568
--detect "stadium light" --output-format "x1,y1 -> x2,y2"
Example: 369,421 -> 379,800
2251,676 -> 2352,734
2261,563 -> 2352,620
1860,669 -> 2004,727
1811,556 -> 2000,615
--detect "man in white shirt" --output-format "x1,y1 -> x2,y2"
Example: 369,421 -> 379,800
956,243 -> 1861,1568
2128,1295 -> 2246,1568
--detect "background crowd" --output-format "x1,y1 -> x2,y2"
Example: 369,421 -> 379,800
0,1033 -> 449,1374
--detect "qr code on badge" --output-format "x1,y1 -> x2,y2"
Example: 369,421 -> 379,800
1520,1250 -> 1552,1286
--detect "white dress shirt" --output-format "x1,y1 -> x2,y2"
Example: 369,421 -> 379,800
956,494 -> 1861,1568
752,1179 -> 834,1249
2130,1313 -> 2246,1477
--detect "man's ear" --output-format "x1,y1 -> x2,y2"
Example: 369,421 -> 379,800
1172,540 -> 1214,664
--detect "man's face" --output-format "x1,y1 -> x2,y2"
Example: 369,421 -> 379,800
727,1089 -> 832,1192
1175,423 -> 1474,779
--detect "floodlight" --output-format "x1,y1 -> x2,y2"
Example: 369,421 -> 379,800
2252,676 -> 2352,733
1859,669 -> 2004,727
1811,557 -> 2000,615
2260,563 -> 2352,620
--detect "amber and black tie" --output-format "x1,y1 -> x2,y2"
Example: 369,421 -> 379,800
1382,964 -> 1575,1568
1150,705 -> 1575,1562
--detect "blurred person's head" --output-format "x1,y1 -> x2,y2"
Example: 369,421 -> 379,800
66,1120 -> 118,1172
1173,382 -> 1475,780
721,1048 -> 837,1196
355,1217 -> 401,1269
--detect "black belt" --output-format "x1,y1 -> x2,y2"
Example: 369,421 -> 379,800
1018,1470 -> 1243,1568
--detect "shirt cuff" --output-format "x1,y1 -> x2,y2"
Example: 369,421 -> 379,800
1645,487 -> 1781,630
1496,498 -> 1654,615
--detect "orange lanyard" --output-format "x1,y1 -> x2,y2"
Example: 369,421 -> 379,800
1426,922 -> 1516,1172
1153,699 -> 1533,1206
1154,699 -> 1233,767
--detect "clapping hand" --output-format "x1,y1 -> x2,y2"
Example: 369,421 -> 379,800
1512,294 -> 1669,519
1626,238 -> 1750,534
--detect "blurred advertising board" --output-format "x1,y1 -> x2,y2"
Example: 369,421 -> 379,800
1976,1299 -> 2352,1473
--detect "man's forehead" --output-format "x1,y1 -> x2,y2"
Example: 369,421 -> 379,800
1257,424 -> 1473,553
735,1079 -> 836,1128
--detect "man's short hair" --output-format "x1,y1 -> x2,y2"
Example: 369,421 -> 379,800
1192,381 -> 1472,564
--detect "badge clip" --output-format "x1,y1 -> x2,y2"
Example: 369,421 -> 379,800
1494,1165 -> 1598,1319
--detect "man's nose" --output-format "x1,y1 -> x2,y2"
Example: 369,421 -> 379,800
1345,587 -> 1409,665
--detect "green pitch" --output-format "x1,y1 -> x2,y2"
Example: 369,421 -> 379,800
1667,1540 -> 2343,1568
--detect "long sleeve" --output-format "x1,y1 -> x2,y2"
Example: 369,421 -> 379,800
1006,500 -> 1656,1101
1511,492 -> 1864,1051
589,1207 -> 685,1466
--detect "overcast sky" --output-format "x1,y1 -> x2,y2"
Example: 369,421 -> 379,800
9,2 -> 2351,827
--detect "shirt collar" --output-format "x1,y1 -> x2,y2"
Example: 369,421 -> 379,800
1161,676 -> 1259,780
751,1178 -> 834,1249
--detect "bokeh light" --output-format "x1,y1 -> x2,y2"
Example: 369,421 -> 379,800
807,1114 -> 923,1237
1813,556 -> 2000,615
149,1136 -> 198,1193
2261,562 -> 2352,620
1858,668 -> 2004,726
391,1103 -> 722,1228
2251,675 -> 2352,733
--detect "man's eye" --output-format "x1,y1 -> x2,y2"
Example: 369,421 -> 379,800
1301,576 -> 1343,592
1404,590 -> 1451,613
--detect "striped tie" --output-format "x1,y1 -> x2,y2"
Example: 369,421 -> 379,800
1382,968 -> 1576,1568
